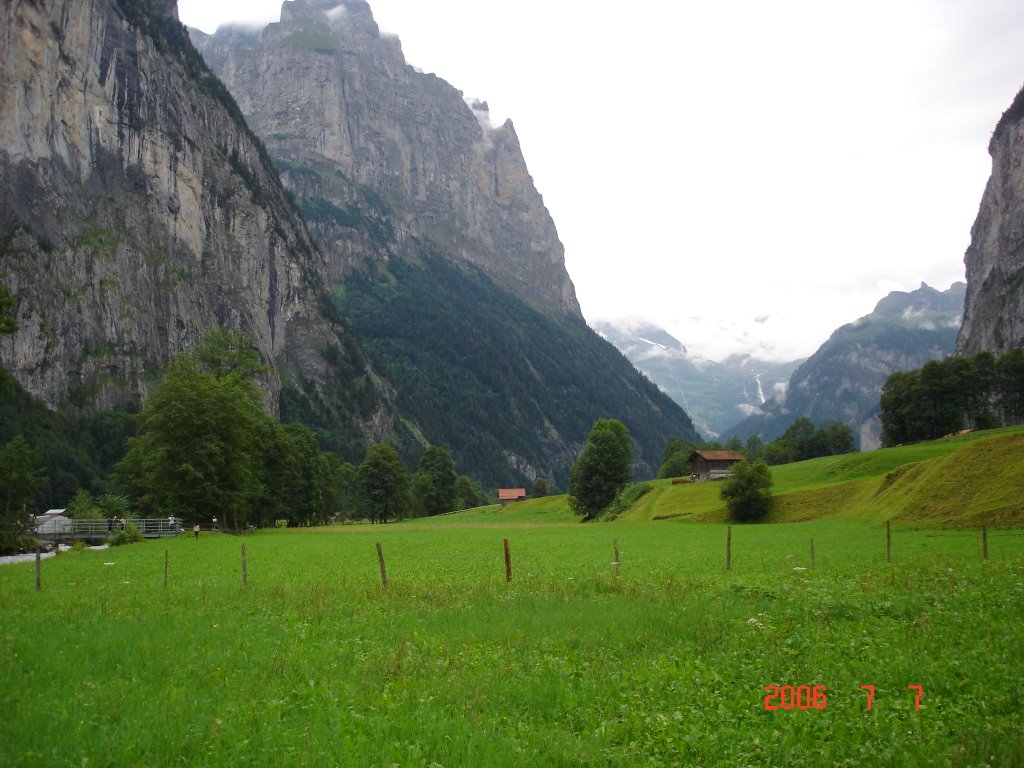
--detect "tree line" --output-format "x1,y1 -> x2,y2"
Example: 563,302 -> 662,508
111,331 -> 490,529
879,350 -> 1024,446
656,416 -> 855,477
0,327 -> 494,549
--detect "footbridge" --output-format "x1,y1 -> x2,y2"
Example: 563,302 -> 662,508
33,518 -> 184,541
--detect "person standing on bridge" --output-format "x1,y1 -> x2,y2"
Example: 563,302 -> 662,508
193,523 -> 200,539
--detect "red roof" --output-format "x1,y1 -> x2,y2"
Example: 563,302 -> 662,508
498,488 -> 527,501
689,450 -> 745,462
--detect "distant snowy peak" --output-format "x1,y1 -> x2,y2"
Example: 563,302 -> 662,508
593,321 -> 687,356
592,319 -> 802,438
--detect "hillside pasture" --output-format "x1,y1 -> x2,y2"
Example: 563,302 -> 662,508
617,427 -> 1024,527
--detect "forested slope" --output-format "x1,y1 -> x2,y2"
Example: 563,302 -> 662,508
340,250 -> 698,488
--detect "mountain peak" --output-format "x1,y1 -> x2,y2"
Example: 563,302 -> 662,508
278,0 -> 380,35
871,281 -> 965,322
725,279 -> 964,450
191,7 -> 581,318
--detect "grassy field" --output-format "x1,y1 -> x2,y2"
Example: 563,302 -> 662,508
2,429 -> 1023,766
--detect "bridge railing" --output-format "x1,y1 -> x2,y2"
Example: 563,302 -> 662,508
33,518 -> 185,538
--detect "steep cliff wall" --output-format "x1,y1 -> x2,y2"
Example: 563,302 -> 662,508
0,0 -> 388,450
958,87 -> 1024,355
189,0 -> 698,486
190,0 -> 581,318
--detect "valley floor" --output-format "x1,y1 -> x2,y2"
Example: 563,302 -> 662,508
1,515 -> 1021,767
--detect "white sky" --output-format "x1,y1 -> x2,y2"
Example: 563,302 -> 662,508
178,0 -> 1024,362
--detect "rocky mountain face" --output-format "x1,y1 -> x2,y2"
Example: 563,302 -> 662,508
0,0 -> 697,488
958,87 -> 1024,355
189,0 -> 580,318
725,282 -> 965,450
0,0 -> 389,453
185,0 -> 698,486
592,321 -> 801,438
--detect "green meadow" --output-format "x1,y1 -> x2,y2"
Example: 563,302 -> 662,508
2,429 -> 1023,766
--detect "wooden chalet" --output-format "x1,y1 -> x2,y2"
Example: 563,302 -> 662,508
498,488 -> 527,505
688,450 -> 745,481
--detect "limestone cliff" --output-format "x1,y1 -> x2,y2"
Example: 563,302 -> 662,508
189,0 -> 581,318
188,0 -> 697,486
0,0 -> 388,451
958,87 -> 1024,355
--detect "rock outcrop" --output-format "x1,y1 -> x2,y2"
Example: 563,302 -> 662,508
0,0 -> 388,449
189,0 -> 581,318
958,87 -> 1024,355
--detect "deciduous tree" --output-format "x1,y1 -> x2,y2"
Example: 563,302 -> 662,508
880,370 -> 922,446
657,436 -> 694,479
131,358 -> 264,530
453,475 -> 484,510
65,488 -> 102,519
816,420 -> 856,456
0,435 -> 44,551
568,419 -> 633,520
744,434 -> 765,460
997,349 -> 1024,425
411,446 -> 456,517
356,444 -> 409,523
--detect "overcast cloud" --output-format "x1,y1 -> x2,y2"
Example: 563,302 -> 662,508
178,0 -> 1024,361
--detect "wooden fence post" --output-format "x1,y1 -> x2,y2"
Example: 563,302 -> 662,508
241,543 -> 248,587
726,526 -> 732,571
886,521 -> 892,563
613,539 -> 620,576
35,547 -> 41,592
376,543 -> 388,587
981,525 -> 988,560
503,538 -> 512,582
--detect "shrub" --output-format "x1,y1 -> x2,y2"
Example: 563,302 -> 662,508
109,524 -> 143,546
720,460 -> 774,522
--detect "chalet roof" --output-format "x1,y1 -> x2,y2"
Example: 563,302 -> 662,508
689,450 -> 745,462
498,488 -> 527,501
